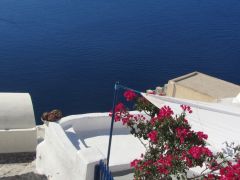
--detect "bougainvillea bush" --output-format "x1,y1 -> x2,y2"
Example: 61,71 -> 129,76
111,90 -> 240,180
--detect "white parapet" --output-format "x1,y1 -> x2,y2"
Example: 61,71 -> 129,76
36,122 -> 105,180
0,93 -> 37,153
36,112 -> 147,180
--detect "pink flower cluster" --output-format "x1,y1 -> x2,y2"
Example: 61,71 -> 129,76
121,115 -> 132,125
158,105 -> 174,119
149,105 -> 174,125
130,159 -> 141,168
132,114 -> 146,122
111,101 -> 147,125
176,127 -> 189,144
121,114 -> 145,125
110,90 -> 240,179
131,159 -> 153,172
180,104 -> 193,114
124,90 -> 137,101
115,102 -> 125,112
219,160 -> 240,180
112,102 -> 127,122
180,151 -> 193,167
197,131 -> 208,141
188,146 -> 212,159
147,130 -> 158,143
154,154 -> 173,175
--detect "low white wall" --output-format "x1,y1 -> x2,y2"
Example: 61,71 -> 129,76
37,112 -> 148,180
59,111 -> 141,137
0,128 -> 37,153
0,93 -> 37,153
36,122 -> 105,180
59,112 -> 117,130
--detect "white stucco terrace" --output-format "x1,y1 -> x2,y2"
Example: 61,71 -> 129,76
36,112 -> 146,180
36,92 -> 240,180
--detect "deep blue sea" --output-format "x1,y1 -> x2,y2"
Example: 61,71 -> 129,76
0,0 -> 239,124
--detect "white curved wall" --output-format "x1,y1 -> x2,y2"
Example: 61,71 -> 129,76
36,122 -> 105,180
59,112 -> 130,139
0,93 -> 37,153
0,93 -> 35,129
36,112 -> 147,180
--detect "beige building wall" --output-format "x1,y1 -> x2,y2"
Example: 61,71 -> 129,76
166,72 -> 240,102
167,82 -> 215,102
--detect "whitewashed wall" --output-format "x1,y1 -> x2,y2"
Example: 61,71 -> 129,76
0,93 -> 37,153
36,121 -> 106,180
36,112 -> 146,180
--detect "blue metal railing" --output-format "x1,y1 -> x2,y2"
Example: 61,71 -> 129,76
107,82 -> 119,167
94,160 -> 114,180
98,82 -> 139,180
107,82 -> 141,167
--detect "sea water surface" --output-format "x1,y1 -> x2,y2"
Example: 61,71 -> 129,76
0,0 -> 239,124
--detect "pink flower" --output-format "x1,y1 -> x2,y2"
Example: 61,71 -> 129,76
183,118 -> 189,124
158,106 -> 173,119
188,146 -> 212,159
159,154 -> 173,167
150,117 -> 158,125
202,147 -> 213,157
147,130 -> 158,143
155,155 -> 173,175
132,114 -> 145,122
197,131 -> 208,141
188,146 -> 202,159
220,161 -> 240,179
180,105 -> 193,114
157,166 -> 169,175
115,102 -> 126,112
176,127 -> 189,144
122,116 -> 130,125
124,90 -> 137,101
130,159 -> 140,168
121,118 -> 128,125
143,160 -> 153,167
109,102 -> 127,122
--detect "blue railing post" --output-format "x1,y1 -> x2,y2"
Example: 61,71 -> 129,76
107,81 -> 119,167
94,163 -> 100,180
95,160 -> 114,180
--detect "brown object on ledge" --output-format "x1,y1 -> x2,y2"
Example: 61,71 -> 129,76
41,109 -> 63,122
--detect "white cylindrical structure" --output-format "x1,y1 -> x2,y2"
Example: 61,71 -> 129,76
0,93 -> 37,153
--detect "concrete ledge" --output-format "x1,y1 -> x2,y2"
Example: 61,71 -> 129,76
0,128 -> 37,153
